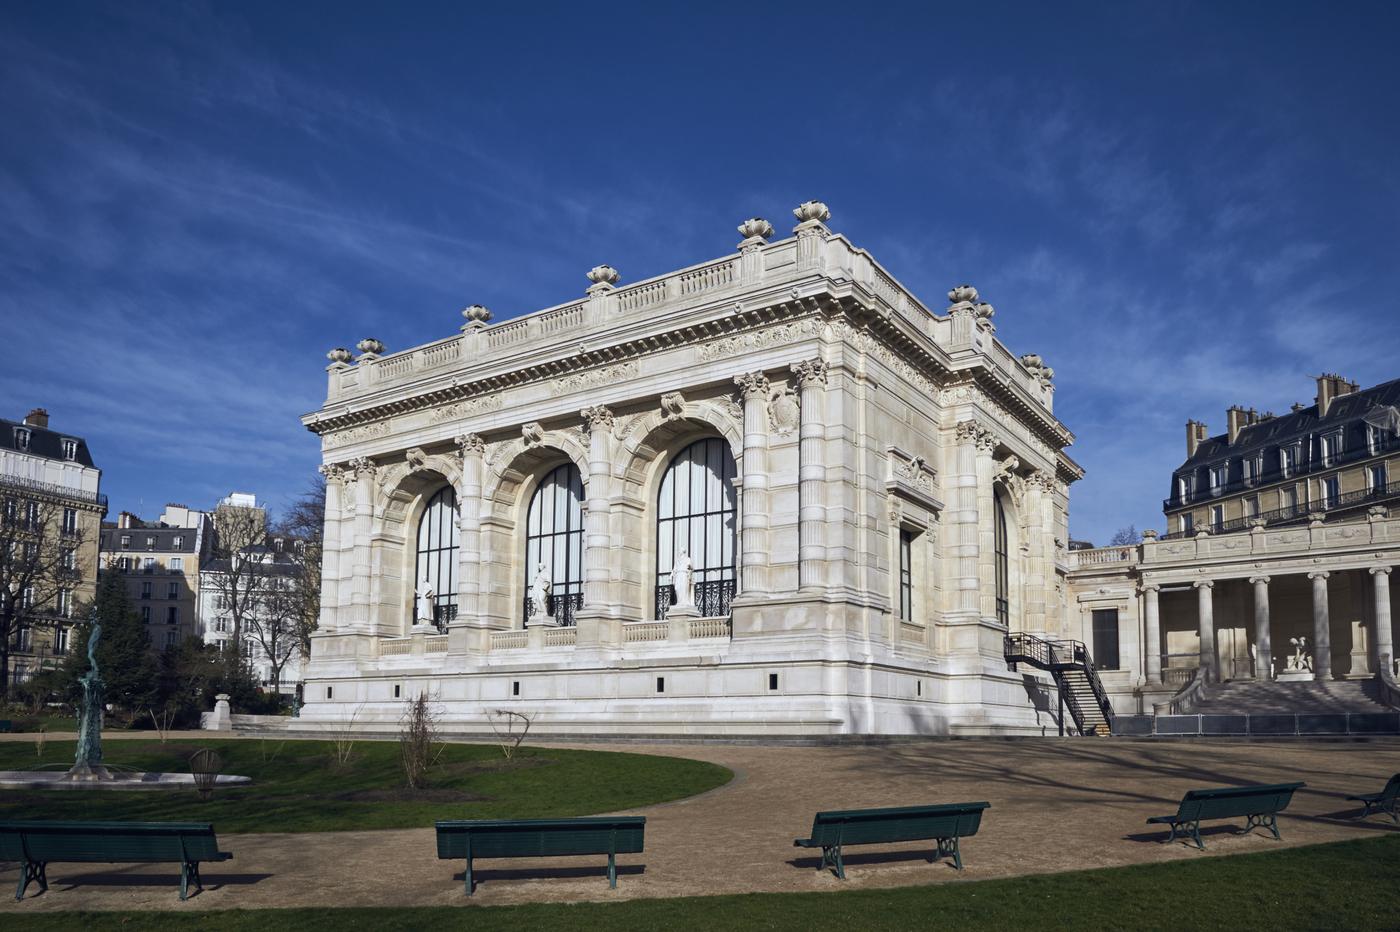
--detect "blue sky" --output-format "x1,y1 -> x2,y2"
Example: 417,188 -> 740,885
3,1 -> 1398,542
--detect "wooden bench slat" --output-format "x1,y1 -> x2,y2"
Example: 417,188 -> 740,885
794,802 -> 990,878
434,817 -> 645,895
1147,782 -> 1304,849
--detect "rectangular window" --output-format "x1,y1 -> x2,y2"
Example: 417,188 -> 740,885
25,501 -> 38,528
1244,496 -> 1259,518
145,536 -> 156,549
898,529 -> 914,621
173,536 -> 184,549
13,428 -> 29,451
141,581 -> 151,599
170,557 -> 183,572
1175,477 -> 1189,504
1281,485 -> 1298,514
1091,609 -> 1121,670
1210,505 -> 1224,531
165,630 -> 177,649
167,606 -> 178,626
1370,463 -> 1388,493
17,626 -> 31,651
55,627 -> 69,654
62,547 -> 76,571
62,508 -> 77,534
2,500 -> 13,525
167,582 -> 178,599
141,606 -> 151,623
57,589 -> 72,617
20,587 -> 34,609
1180,513 -> 1194,535
1323,475 -> 1340,507
120,534 -> 131,549
1244,453 -> 1263,484
1209,464 -> 1227,491
1320,431 -> 1342,467
61,439 -> 77,460
1280,446 -> 1297,478
143,557 -> 157,574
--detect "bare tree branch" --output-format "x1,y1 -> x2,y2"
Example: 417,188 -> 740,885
0,496 -> 89,697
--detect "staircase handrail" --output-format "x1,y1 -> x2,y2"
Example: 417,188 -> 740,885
1004,632 -> 1116,736
1069,642 -> 1117,734
1155,666 -> 1209,715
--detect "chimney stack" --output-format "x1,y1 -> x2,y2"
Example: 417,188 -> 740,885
1186,419 -> 1209,457
1226,406 -> 1249,444
23,408 -> 49,429
1315,373 -> 1359,418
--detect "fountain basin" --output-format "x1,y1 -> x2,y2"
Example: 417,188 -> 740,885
0,771 -> 252,791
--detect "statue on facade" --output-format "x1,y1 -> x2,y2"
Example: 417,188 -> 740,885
1288,636 -> 1313,672
671,551 -> 695,610
415,576 -> 436,626
528,563 -> 552,623
70,615 -> 109,780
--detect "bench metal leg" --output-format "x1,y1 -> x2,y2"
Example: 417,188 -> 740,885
1243,813 -> 1279,841
819,845 -> 845,880
16,860 -> 47,900
1189,821 -> 1204,850
608,852 -> 617,889
464,856 -> 474,896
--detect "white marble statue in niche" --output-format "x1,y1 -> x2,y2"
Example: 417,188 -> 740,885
528,562 -> 553,624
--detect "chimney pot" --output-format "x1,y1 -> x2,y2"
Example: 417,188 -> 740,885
23,408 -> 49,429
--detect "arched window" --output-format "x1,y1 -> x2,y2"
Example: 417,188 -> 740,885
524,463 -> 584,626
994,493 -> 1010,626
415,487 -> 459,628
656,437 -> 737,618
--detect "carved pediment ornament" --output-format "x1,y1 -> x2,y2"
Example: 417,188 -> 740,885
522,423 -> 545,447
660,393 -> 686,421
768,388 -> 800,435
405,447 -> 428,471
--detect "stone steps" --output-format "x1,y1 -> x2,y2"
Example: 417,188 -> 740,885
1193,679 -> 1392,715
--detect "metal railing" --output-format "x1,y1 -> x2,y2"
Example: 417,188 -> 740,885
654,579 -> 735,620
1164,435 -> 1400,510
1159,479 -> 1400,539
521,592 -> 582,627
1003,632 -> 1116,736
0,474 -> 107,509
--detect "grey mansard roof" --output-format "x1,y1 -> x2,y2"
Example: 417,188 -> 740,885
99,526 -> 200,553
1174,376 -> 1400,476
1,417 -> 96,467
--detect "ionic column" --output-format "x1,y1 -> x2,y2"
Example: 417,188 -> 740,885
1141,584 -> 1162,684
1194,580 -> 1217,682
315,464 -> 345,633
951,420 -> 993,617
347,456 -> 376,633
579,406 -> 615,613
454,434 -> 485,624
734,372 -> 771,596
1251,576 -> 1272,680
791,359 -> 828,590
1372,567 -> 1393,676
1310,571 -> 1332,680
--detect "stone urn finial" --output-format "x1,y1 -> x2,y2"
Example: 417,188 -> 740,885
326,347 -> 353,365
948,284 -> 980,306
356,337 -> 385,357
460,304 -> 492,331
792,200 -> 831,224
737,217 -> 775,242
586,264 -> 620,288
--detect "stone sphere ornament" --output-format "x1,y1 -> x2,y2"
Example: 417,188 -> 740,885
586,264 -> 621,286
737,217 -> 775,240
948,284 -> 980,304
326,347 -> 353,364
356,337 -> 385,356
792,200 -> 831,224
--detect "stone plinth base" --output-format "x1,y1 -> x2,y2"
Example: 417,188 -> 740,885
1277,669 -> 1315,682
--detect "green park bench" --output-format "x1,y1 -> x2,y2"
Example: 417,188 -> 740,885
1347,773 -> 1400,822
0,720 -> 11,733
793,802 -> 991,878
0,820 -> 233,901
435,817 -> 646,895
1147,782 -> 1305,849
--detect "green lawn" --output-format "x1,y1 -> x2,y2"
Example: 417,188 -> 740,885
7,833 -> 1399,931
0,711 -> 79,733
0,739 -> 732,833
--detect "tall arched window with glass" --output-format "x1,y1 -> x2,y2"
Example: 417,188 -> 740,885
524,463 -> 584,626
415,487 -> 459,628
994,494 -> 1010,627
655,438 -> 737,618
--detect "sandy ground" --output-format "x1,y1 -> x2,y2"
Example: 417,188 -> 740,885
2,733 -> 1399,912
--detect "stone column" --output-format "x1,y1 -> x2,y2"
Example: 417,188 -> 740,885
347,456 -> 376,634
975,443 -> 999,621
1372,567 -> 1394,676
951,420 -> 993,618
1310,571 -> 1332,680
454,435 -> 485,638
1250,576 -> 1272,680
579,406 -> 615,614
1194,580 -> 1217,682
1141,584 -> 1161,684
734,372 -> 771,597
791,359 -> 828,591
315,464 -> 345,633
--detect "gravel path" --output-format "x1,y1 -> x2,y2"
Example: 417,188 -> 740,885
3,736 -> 1398,912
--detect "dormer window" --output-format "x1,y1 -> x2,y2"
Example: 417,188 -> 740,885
61,439 -> 77,460
13,427 -> 30,451
1280,445 -> 1298,478
120,534 -> 131,549
173,535 -> 184,549
1319,430 -> 1341,467
1208,464 -> 1227,492
145,536 -> 156,549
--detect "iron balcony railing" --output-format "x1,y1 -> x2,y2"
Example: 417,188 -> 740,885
0,473 -> 107,510
1164,434 -> 1400,510
655,579 -> 735,620
1160,478 -> 1400,538
521,591 -> 582,627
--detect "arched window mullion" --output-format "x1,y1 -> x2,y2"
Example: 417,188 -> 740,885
524,463 -> 584,626
414,487 -> 459,630
655,437 -> 737,619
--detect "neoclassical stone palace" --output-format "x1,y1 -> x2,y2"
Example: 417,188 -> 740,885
295,202 -> 1084,736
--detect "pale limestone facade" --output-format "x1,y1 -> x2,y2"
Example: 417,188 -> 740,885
294,204 -> 1082,736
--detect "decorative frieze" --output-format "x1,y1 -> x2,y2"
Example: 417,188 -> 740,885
325,420 -> 390,449
428,394 -> 503,423
555,362 -> 638,393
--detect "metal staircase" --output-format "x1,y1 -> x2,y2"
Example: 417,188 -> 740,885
1004,633 -> 1116,736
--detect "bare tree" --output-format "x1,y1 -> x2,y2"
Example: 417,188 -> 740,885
273,477 -> 324,662
246,572 -> 300,696
204,500 -> 271,664
1109,525 -> 1142,546
0,497 -> 88,698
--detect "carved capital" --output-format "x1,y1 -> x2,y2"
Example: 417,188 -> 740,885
580,405 -> 614,433
790,358 -> 828,389
1309,570 -> 1330,581
317,463 -> 344,482
733,371 -> 770,400
1193,579 -> 1214,590
455,433 -> 486,457
346,456 -> 376,480
1025,469 -> 1055,493
1372,566 -> 1394,577
1250,576 -> 1271,586
955,419 -> 997,452
1139,584 -> 1161,594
